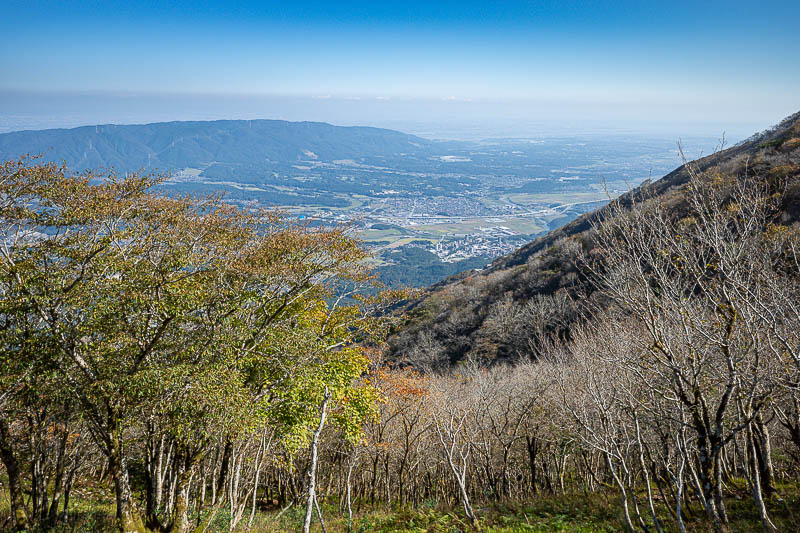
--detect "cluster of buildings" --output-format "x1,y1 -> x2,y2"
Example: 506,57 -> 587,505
429,230 -> 523,262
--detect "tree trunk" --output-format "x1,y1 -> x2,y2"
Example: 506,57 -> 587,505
745,424 -> 778,532
455,471 -> 479,530
753,414 -> 777,499
145,429 -> 167,527
346,448 -> 357,522
0,417 -> 28,531
168,468 -> 194,533
108,419 -> 146,533
214,438 -> 233,505
693,423 -> 725,533
303,386 -> 331,533
634,417 -> 663,533
46,429 -> 69,527
605,453 -> 635,533
526,435 -> 539,495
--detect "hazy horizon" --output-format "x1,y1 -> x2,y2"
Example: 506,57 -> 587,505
2,1 -> 798,139
0,89 -> 783,141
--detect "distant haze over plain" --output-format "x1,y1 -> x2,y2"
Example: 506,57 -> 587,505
0,89 -> 778,142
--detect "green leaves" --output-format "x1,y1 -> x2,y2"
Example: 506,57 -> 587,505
0,155 -> 392,481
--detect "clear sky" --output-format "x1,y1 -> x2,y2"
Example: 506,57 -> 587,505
1,0 -> 798,137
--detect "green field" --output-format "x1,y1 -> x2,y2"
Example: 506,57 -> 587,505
504,191 -> 610,205
359,228 -> 406,241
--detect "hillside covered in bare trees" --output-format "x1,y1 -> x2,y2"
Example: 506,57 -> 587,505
368,111 -> 800,532
390,111 -> 800,368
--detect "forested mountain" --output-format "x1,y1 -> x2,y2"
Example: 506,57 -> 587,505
0,120 -> 438,175
2,113 -> 800,533
389,111 -> 800,367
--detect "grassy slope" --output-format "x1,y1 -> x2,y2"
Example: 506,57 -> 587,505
5,481 -> 798,532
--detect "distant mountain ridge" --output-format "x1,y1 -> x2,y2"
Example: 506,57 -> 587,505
0,119 -> 437,174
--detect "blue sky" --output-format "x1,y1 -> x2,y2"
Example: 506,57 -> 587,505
1,1 -> 798,136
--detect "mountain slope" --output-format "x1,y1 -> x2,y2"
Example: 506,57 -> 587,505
389,111 -> 800,367
0,119 -> 436,174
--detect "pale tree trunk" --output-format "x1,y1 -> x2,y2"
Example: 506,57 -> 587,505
454,468 -> 478,530
634,417 -> 664,533
345,446 -> 359,522
46,430 -> 68,527
433,410 -> 479,530
303,385 -> 331,533
753,413 -> 777,499
248,430 -> 270,530
229,447 -> 243,531
604,452 -> 635,533
671,429 -> 688,533
314,493 -> 328,533
745,424 -> 778,533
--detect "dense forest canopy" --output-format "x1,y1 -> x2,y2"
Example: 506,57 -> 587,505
0,157 -> 401,532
